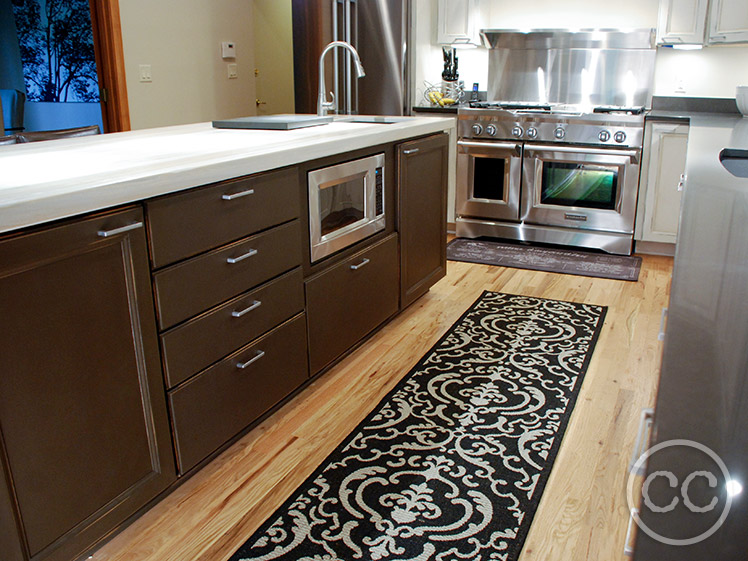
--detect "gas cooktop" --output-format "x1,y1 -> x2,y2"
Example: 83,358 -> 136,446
465,100 -> 646,116
458,101 -> 646,148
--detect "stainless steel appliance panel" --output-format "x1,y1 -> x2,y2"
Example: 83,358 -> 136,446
633,116 -> 748,560
483,29 -> 656,108
292,0 -> 410,116
521,144 -> 640,233
457,140 -> 522,221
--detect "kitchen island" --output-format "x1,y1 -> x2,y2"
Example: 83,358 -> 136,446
0,115 -> 455,561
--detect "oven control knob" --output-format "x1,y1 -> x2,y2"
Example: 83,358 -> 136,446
486,124 -> 497,136
614,131 -> 627,143
526,127 -> 538,139
472,124 -> 483,135
511,126 -> 524,138
554,127 -> 566,140
598,130 -> 611,142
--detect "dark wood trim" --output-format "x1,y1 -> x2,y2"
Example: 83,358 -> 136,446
90,0 -> 131,132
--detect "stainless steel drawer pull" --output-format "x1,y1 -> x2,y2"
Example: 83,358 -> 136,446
97,221 -> 144,238
232,300 -> 262,318
402,148 -> 420,155
236,350 -> 265,369
624,508 -> 638,556
629,408 -> 654,476
222,188 -> 255,201
658,307 -> 668,341
226,248 -> 258,264
350,258 -> 370,270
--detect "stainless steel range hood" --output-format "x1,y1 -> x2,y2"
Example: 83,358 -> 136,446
482,29 -> 656,109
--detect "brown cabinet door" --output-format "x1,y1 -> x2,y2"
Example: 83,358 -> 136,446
398,133 -> 449,308
305,234 -> 399,375
0,208 -> 176,561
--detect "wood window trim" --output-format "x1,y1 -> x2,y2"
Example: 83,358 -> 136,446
89,0 -> 130,132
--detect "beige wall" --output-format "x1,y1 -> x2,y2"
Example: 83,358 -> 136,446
119,0 -> 256,130
253,0 -> 295,115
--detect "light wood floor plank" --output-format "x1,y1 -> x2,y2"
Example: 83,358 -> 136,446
91,254 -> 672,561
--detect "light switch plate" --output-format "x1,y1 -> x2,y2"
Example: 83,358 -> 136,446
221,41 -> 236,59
227,63 -> 238,79
139,64 -> 152,83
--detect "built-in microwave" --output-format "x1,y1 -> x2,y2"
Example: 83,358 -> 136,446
308,152 -> 385,262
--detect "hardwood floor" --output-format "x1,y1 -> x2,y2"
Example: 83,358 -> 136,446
91,253 -> 673,561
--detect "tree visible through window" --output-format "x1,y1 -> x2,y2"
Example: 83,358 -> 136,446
12,0 -> 100,102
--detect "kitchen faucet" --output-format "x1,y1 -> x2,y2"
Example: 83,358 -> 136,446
317,41 -> 365,117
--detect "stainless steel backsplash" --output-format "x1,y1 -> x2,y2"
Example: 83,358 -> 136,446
482,29 -> 656,108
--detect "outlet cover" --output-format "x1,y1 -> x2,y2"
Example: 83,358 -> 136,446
227,63 -> 238,79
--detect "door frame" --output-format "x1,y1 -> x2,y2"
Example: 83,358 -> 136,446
89,0 -> 130,132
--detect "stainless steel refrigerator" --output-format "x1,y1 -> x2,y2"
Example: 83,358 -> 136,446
292,0 -> 411,116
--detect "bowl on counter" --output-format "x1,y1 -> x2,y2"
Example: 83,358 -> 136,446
737,86 -> 748,117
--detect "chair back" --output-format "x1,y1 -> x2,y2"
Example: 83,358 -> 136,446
16,125 -> 101,143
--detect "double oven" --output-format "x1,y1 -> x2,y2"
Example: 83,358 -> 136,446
456,106 -> 645,255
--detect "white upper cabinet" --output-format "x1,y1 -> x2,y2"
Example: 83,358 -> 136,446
657,0 -> 709,45
708,0 -> 748,44
436,0 -> 486,47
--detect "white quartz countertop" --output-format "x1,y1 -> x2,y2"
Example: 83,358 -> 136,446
0,115 -> 455,234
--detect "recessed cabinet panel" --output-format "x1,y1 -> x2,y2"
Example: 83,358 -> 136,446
708,0 -> 748,43
160,268 -> 305,389
153,220 -> 302,329
146,166 -> 299,268
656,0 -> 708,44
169,314 -> 309,474
306,234 -> 399,375
635,122 -> 689,245
0,208 -> 175,560
398,134 -> 449,309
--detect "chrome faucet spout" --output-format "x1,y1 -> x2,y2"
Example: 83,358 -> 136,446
317,41 -> 366,117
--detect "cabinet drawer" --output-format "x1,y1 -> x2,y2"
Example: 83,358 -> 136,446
153,220 -> 302,329
147,166 -> 300,268
161,268 -> 304,389
306,233 -> 399,375
169,314 -> 309,474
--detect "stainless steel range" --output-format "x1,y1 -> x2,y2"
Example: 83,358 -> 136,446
457,104 -> 645,255
456,29 -> 655,256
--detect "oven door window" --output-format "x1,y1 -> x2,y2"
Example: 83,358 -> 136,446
472,156 -> 507,201
540,162 -> 618,210
319,176 -> 366,238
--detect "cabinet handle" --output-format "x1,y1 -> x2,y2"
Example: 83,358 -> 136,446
629,408 -> 654,476
402,148 -> 420,155
226,248 -> 258,264
236,350 -> 265,370
232,300 -> 261,318
350,257 -> 370,270
222,188 -> 255,201
677,173 -> 686,192
658,307 -> 668,341
97,221 -> 144,238
624,507 -> 638,556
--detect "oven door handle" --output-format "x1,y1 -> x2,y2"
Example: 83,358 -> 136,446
458,140 -> 522,157
525,144 -> 640,165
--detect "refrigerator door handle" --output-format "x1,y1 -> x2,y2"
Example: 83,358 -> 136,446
344,0 -> 353,114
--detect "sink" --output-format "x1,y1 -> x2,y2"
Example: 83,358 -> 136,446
719,148 -> 748,178
334,116 -> 411,125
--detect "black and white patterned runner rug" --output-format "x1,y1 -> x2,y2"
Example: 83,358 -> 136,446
229,292 -> 607,561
